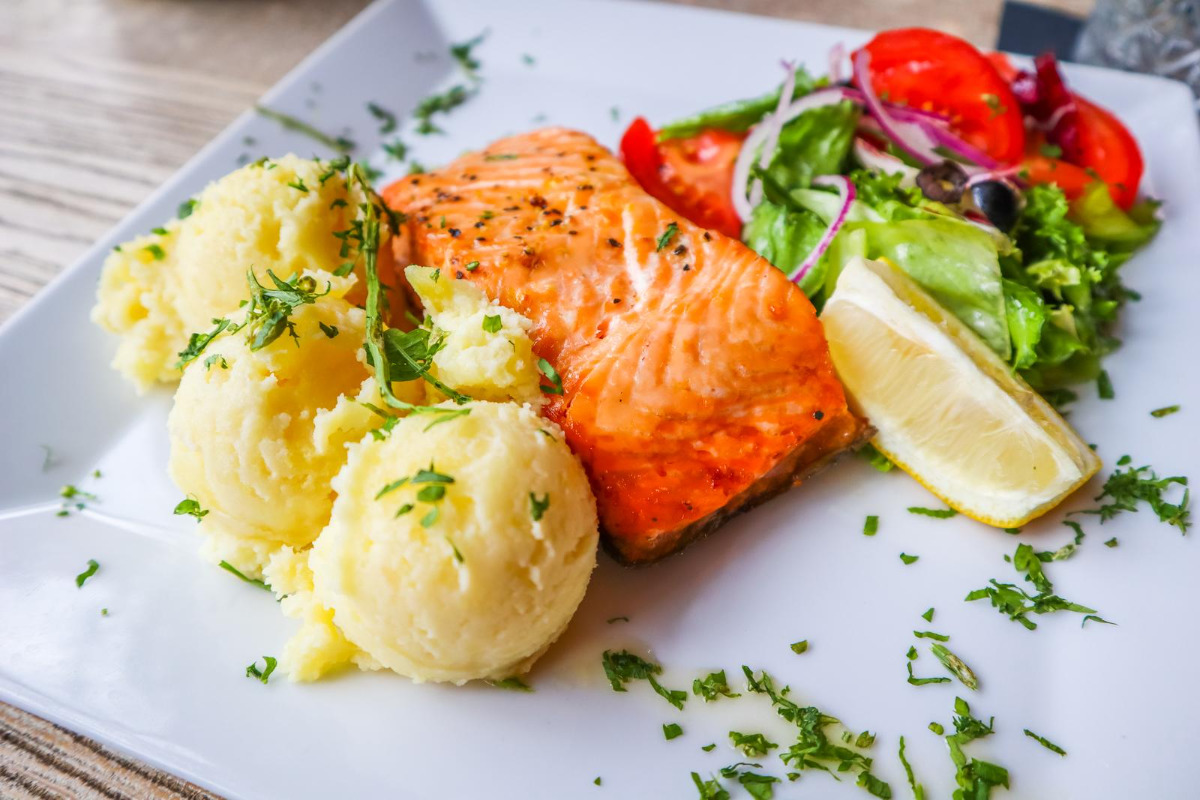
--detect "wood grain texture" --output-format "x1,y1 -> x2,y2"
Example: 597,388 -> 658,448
0,0 -> 1089,797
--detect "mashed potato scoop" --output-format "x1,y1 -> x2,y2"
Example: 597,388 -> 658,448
305,401 -> 598,684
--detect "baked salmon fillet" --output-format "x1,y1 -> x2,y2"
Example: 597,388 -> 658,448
383,128 -> 866,564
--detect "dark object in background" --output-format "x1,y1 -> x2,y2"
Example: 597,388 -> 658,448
1076,0 -> 1200,107
998,1 -> 1085,56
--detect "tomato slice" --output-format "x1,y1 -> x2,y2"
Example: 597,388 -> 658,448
1022,150 -> 1096,202
853,28 -> 1026,165
1071,97 -> 1143,209
1002,51 -> 1145,208
620,117 -> 743,238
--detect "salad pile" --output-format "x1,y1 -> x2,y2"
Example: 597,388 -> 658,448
620,28 -> 1160,398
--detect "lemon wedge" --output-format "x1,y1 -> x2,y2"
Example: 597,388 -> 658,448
821,257 -> 1100,528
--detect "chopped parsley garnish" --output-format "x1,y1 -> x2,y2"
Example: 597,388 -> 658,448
701,743 -> 717,752
863,515 -> 878,536
601,650 -> 686,709
482,314 -> 503,333
521,53 -> 535,66
218,560 -> 272,593
859,443 -> 895,472
421,507 -> 440,528
965,543 -> 1105,630
1039,142 -> 1063,159
414,466 -> 454,484
1023,728 -> 1066,756
1104,537 -> 1118,548
900,553 -> 919,565
789,640 -> 808,655
75,559 -> 99,588
382,138 -> 408,161
1151,404 -> 1181,418
656,222 -> 679,252
254,105 -> 355,152
937,697 -> 1008,798
594,777 -> 602,786
906,661 -> 951,686
177,198 -> 198,219
529,492 -> 550,521
486,676 -> 532,691
741,666 -> 889,795
176,270 -> 332,368
921,607 -> 935,622
729,731 -> 777,757
1080,457 -> 1190,533
143,244 -> 166,261
101,608 -> 109,616
897,736 -> 925,800
151,226 -> 169,236
484,153 -> 519,161
907,506 -> 957,518
928,722 -> 944,735
930,643 -> 979,691
245,656 -> 278,684
176,318 -> 232,369
693,669 -> 740,701
319,322 -> 339,338
376,477 -> 409,498
449,31 -> 486,78
287,177 -> 309,193
417,485 -> 446,503
537,357 -> 564,395
413,85 -> 474,135
204,354 -> 228,370
913,630 -> 949,641
690,772 -> 730,800
60,485 -> 97,502
243,270 -> 331,350
367,102 -> 398,134
1097,369 -> 1115,399
465,260 -> 480,271
173,497 -> 208,521
664,723 -> 684,740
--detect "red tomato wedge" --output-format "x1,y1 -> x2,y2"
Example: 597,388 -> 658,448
620,117 -> 743,238
999,50 -> 1145,208
1071,97 -> 1143,209
853,28 -> 1026,165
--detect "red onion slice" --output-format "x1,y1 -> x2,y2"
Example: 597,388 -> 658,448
853,49 -> 945,166
789,175 -> 855,283
853,136 -> 919,185
732,86 -> 860,219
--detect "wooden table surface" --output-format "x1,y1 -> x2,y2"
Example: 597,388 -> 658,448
0,0 -> 1090,796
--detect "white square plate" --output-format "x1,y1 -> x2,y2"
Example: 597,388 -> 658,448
2,1 -> 1198,797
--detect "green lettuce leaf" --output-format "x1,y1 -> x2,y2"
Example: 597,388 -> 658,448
764,101 -> 860,190
1002,279 -> 1046,370
833,217 -> 1012,358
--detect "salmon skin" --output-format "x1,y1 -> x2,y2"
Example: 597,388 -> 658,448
384,128 -> 866,564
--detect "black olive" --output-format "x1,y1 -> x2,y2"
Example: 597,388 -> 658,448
970,180 -> 1020,232
916,160 -> 968,204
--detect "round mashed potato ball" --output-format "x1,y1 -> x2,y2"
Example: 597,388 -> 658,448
91,225 -> 185,389
405,265 -> 542,405
172,155 -> 380,334
93,154 -> 402,391
168,295 -> 372,567
309,401 -> 598,684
